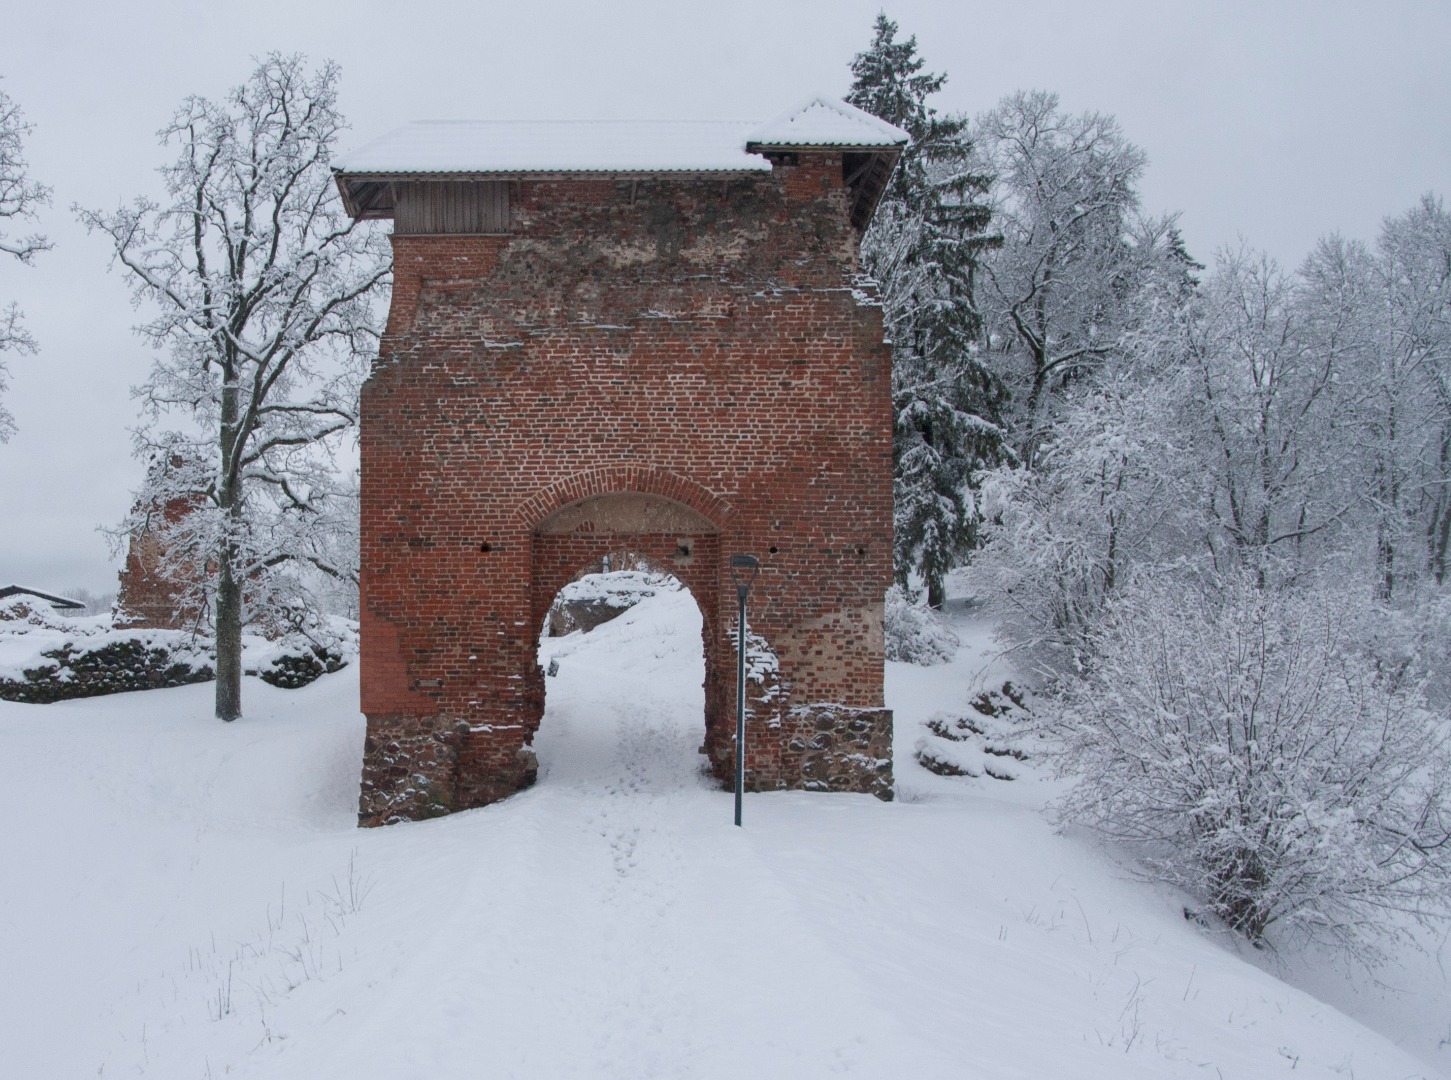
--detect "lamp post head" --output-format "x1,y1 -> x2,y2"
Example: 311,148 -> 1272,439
729,553 -> 760,596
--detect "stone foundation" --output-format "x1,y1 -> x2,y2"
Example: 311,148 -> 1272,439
358,714 -> 467,826
786,705 -> 894,800
716,704 -> 894,801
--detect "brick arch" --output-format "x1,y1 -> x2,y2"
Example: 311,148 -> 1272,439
514,464 -> 740,534
531,545 -> 714,639
529,538 -> 723,647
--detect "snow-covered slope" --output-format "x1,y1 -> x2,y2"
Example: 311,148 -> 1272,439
0,587 -> 1444,1078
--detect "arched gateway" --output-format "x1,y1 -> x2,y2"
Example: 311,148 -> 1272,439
336,96 -> 906,825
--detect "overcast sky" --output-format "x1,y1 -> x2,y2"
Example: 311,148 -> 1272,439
1,0 -> 1447,595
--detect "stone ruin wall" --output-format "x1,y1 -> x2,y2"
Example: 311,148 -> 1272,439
114,488 -> 208,631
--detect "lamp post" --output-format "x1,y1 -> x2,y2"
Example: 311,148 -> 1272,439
729,554 -> 760,827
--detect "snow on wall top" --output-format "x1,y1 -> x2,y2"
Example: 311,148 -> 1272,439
746,95 -> 908,149
334,96 -> 907,176
335,120 -> 772,175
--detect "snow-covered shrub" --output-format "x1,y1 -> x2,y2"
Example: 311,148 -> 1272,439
1047,576 -> 1451,956
916,682 -> 1032,780
883,584 -> 958,665
245,614 -> 356,689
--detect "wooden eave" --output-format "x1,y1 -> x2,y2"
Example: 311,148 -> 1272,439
746,143 -> 903,230
743,142 -> 904,154
334,143 -> 903,231
843,147 -> 900,231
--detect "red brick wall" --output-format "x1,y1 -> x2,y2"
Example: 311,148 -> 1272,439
115,489 -> 207,630
358,153 -> 895,824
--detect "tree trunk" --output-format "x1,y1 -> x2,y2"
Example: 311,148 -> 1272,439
215,544 -> 243,721
1430,505 -> 1450,586
216,373 -> 243,721
927,575 -> 946,610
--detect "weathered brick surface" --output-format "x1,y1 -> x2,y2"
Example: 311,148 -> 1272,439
358,153 -> 895,825
115,529 -> 189,629
115,489 -> 206,630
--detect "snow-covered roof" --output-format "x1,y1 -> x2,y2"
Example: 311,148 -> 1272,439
334,120 -> 772,176
333,96 -> 907,178
0,585 -> 84,611
747,95 -> 908,149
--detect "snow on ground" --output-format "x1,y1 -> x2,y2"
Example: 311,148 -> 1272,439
0,584 -> 1446,1077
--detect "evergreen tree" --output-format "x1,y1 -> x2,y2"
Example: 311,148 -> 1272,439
849,15 -> 1005,608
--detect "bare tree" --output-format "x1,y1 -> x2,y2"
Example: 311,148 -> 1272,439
1190,247 -> 1360,585
79,54 -> 389,721
974,365 -> 1197,676
972,199 -> 1451,960
0,80 -> 52,442
1373,197 -> 1451,588
62,587 -> 116,618
1048,575 -> 1451,959
974,91 -> 1180,462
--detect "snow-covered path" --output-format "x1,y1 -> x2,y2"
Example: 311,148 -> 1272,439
269,587 -> 959,1077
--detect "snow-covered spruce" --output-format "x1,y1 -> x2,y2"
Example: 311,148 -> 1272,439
849,16 -> 1007,610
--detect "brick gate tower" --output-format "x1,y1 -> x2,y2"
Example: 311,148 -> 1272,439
335,96 -> 907,826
